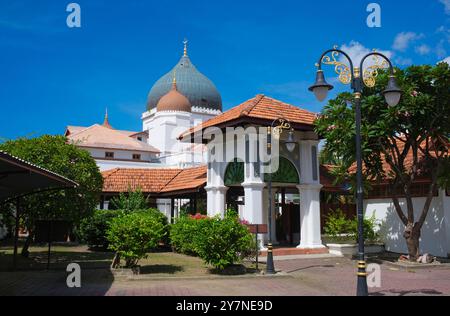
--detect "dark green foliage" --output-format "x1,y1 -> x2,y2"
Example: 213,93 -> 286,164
315,64 -> 449,257
0,135 -> 103,226
77,210 -> 120,249
110,188 -> 148,212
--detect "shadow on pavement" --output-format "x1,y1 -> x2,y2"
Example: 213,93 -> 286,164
371,288 -> 443,296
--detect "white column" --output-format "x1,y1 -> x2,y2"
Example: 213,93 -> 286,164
242,182 -> 265,249
270,191 -> 277,244
441,189 -> 450,257
297,184 -> 325,249
216,186 -> 229,218
205,186 -> 216,217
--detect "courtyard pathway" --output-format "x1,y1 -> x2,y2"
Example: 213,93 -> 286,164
1,257 -> 449,296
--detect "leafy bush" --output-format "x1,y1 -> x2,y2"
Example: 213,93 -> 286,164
193,216 -> 255,270
170,214 -> 208,255
324,209 -> 379,243
110,188 -> 148,212
107,211 -> 166,268
77,210 -> 119,249
349,214 -> 379,243
324,209 -> 352,239
136,208 -> 170,245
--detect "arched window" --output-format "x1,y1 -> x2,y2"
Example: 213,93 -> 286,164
224,159 -> 244,186
264,157 -> 299,184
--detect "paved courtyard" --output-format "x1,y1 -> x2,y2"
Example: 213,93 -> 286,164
1,256 -> 449,296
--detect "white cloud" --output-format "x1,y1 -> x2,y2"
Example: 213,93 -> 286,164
440,56 -> 450,64
392,32 -> 424,51
436,40 -> 448,58
415,44 -> 431,55
395,56 -> 413,66
439,0 -> 450,15
339,41 -> 393,67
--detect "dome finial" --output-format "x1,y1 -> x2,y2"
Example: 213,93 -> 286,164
183,38 -> 188,57
172,69 -> 177,89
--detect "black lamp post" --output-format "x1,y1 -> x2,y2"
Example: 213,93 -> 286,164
309,48 -> 401,296
266,119 -> 297,274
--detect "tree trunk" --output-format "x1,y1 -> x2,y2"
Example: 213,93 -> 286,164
403,222 -> 420,261
21,229 -> 33,258
111,252 -> 121,269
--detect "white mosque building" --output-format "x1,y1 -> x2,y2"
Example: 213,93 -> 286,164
64,41 -> 328,251
66,41 -> 221,171
63,42 -> 450,257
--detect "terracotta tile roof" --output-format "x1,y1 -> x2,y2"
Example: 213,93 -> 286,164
160,165 -> 207,194
67,124 -> 160,153
102,168 -> 182,193
320,164 -> 345,192
102,164 -> 343,195
348,137 -> 448,181
180,94 -> 318,140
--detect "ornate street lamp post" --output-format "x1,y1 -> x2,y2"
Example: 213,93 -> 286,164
266,118 -> 297,274
309,47 -> 401,296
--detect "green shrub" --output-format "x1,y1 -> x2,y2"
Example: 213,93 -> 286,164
324,209 -> 379,243
170,215 -> 208,255
136,208 -> 170,245
324,209 -> 352,240
107,211 -> 166,268
349,214 -> 379,243
193,216 -> 255,270
77,210 -> 120,249
110,188 -> 148,212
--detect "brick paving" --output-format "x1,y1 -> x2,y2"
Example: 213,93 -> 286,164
1,257 -> 450,296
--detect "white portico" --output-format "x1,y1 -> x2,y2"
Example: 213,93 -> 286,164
181,94 -> 326,250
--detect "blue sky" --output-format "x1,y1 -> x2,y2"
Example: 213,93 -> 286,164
0,0 -> 449,139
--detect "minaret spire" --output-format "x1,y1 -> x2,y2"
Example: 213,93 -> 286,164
103,108 -> 113,129
183,38 -> 188,57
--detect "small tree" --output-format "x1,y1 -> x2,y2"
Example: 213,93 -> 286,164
107,212 -> 166,268
110,188 -> 148,212
0,135 -> 103,255
77,210 -> 119,249
315,63 -> 450,260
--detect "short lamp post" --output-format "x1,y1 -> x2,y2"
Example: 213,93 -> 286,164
266,118 -> 297,274
309,47 -> 402,296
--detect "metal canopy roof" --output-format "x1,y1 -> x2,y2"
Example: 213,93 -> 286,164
0,151 -> 78,202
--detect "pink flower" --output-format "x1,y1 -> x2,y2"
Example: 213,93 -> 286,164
411,90 -> 418,97
189,213 -> 208,220
326,124 -> 336,132
239,219 -> 250,225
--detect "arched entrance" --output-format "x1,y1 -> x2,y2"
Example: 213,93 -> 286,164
224,159 -> 245,214
223,157 -> 302,245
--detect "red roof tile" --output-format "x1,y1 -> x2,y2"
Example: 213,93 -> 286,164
102,166 -> 207,194
102,168 -> 181,193
180,95 -> 318,140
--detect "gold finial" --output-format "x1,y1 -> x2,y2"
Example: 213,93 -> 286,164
183,38 -> 188,57
171,70 -> 177,90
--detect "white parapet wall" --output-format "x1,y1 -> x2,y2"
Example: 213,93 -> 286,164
364,190 -> 450,258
